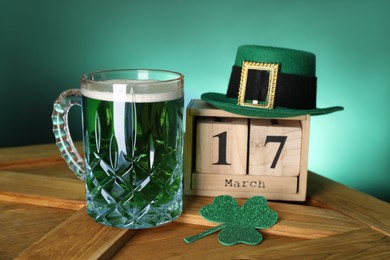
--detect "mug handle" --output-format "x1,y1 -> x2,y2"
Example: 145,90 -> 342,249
52,89 -> 85,180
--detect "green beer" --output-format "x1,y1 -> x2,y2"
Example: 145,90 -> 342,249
81,72 -> 184,228
52,69 -> 184,229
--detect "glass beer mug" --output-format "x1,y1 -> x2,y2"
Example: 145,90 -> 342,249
52,69 -> 184,229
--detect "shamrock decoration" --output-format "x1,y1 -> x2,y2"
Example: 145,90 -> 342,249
184,195 -> 278,246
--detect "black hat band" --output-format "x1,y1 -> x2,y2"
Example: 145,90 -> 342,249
226,65 -> 317,110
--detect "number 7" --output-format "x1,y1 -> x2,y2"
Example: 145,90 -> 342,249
264,136 -> 287,168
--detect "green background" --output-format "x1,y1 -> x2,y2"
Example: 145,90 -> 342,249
1,0 -> 389,202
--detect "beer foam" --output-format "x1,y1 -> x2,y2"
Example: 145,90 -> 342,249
81,82 -> 183,103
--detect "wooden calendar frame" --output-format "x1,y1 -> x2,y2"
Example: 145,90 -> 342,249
184,99 -> 310,201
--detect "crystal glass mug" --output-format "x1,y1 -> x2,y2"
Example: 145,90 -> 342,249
52,69 -> 184,229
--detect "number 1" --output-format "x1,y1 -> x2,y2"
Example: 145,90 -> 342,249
213,131 -> 231,165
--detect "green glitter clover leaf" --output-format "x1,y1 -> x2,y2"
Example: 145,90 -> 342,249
184,195 -> 278,246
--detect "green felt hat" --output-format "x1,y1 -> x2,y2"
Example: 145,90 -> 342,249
201,45 -> 343,118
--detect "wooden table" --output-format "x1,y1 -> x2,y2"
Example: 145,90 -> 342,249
0,143 -> 389,259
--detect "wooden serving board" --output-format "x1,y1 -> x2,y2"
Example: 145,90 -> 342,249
0,143 -> 389,259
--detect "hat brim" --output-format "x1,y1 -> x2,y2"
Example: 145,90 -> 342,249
201,92 -> 344,118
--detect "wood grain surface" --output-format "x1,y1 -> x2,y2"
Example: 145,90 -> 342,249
0,143 -> 389,259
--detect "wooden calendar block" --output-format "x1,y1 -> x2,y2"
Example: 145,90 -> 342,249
195,117 -> 248,175
184,99 -> 310,201
191,173 -> 298,194
248,119 -> 302,177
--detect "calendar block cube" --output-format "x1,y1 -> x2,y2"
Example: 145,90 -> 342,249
248,119 -> 302,177
195,117 -> 248,175
184,99 -> 310,201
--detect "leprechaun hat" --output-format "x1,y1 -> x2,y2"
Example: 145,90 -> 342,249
201,45 -> 343,118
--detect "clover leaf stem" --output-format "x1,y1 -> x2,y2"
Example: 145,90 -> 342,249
184,224 -> 226,244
